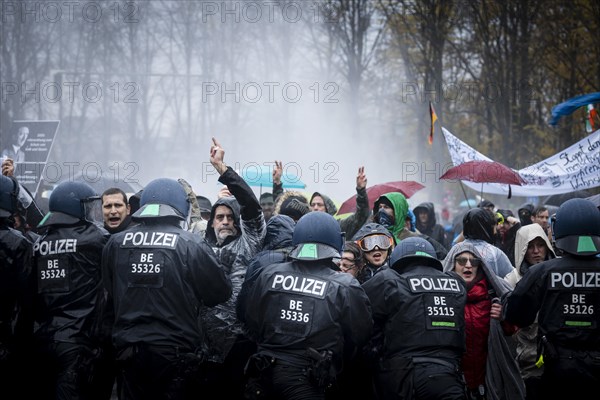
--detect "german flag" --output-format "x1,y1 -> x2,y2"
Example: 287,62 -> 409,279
429,101 -> 438,145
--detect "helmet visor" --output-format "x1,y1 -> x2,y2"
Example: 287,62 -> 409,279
357,234 -> 394,252
82,196 -> 103,225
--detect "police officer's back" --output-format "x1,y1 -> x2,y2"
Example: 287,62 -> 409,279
503,198 -> 600,398
238,211 -> 373,400
102,178 -> 232,400
32,181 -> 110,399
0,175 -> 34,398
362,237 -> 467,400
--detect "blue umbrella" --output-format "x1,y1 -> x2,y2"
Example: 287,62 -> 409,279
549,92 -> 600,126
240,165 -> 306,189
459,198 -> 477,208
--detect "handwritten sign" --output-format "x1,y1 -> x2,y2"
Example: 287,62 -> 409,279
442,127 -> 600,196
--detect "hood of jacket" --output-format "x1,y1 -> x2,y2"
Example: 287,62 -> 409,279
310,192 -> 338,215
463,208 -> 496,244
373,192 -> 409,241
443,241 -> 512,297
263,214 -> 295,251
513,224 -> 555,274
413,202 -> 437,233
205,196 -> 241,246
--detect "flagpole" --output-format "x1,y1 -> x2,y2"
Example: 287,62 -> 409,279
459,181 -> 472,209
480,182 -> 483,203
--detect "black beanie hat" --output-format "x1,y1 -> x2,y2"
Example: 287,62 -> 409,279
280,196 -> 310,221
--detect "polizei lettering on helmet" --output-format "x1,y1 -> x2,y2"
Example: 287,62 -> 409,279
122,232 -> 178,248
271,274 -> 328,298
409,277 -> 461,293
33,239 -> 77,256
550,272 -> 600,289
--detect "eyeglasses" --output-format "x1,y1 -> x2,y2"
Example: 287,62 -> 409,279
357,235 -> 394,252
454,256 -> 482,267
333,257 -> 357,271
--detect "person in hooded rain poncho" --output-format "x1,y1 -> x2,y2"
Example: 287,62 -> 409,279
443,242 -> 525,400
460,208 -> 515,278
503,224 -> 555,400
200,138 -> 266,399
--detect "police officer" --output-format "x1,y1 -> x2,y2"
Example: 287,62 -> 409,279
238,211 -> 373,400
503,198 -> 600,398
31,181 -> 110,399
102,178 -> 232,400
363,237 -> 467,400
0,175 -> 34,399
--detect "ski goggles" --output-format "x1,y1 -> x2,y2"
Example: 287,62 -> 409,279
356,234 -> 394,252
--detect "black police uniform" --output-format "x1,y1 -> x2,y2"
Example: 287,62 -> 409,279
239,259 -> 373,400
0,222 -> 34,398
362,240 -> 467,400
503,198 -> 600,399
503,256 -> 600,397
32,219 -> 110,399
102,218 -> 232,400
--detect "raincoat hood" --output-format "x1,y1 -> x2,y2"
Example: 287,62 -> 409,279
463,208 -> 496,244
310,192 -> 338,215
206,196 -> 241,245
513,224 -> 555,274
263,214 -> 295,251
443,241 -> 512,296
373,192 -> 409,240
413,202 -> 437,233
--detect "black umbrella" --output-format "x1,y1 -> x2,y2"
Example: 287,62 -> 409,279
543,189 -> 592,207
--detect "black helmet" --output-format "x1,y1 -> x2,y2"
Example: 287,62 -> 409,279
552,198 -> 600,256
390,236 -> 442,272
134,178 -> 189,220
289,211 -> 344,260
40,181 -> 100,226
0,175 -> 19,218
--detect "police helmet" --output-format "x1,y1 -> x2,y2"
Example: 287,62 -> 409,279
133,178 -> 189,220
390,236 -> 442,272
289,211 -> 344,260
40,181 -> 100,226
552,198 -> 600,256
0,175 -> 19,218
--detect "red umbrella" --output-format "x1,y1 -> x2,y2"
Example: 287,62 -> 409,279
439,160 -> 526,185
337,181 -> 425,215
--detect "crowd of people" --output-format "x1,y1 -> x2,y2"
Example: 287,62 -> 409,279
1,137 -> 599,400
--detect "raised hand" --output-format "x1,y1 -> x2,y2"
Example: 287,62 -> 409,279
356,166 -> 367,190
210,137 -> 227,175
273,160 -> 283,185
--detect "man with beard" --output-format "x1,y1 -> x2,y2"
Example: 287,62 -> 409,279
201,137 -> 266,399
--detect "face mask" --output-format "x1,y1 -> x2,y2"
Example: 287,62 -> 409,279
376,209 -> 394,229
